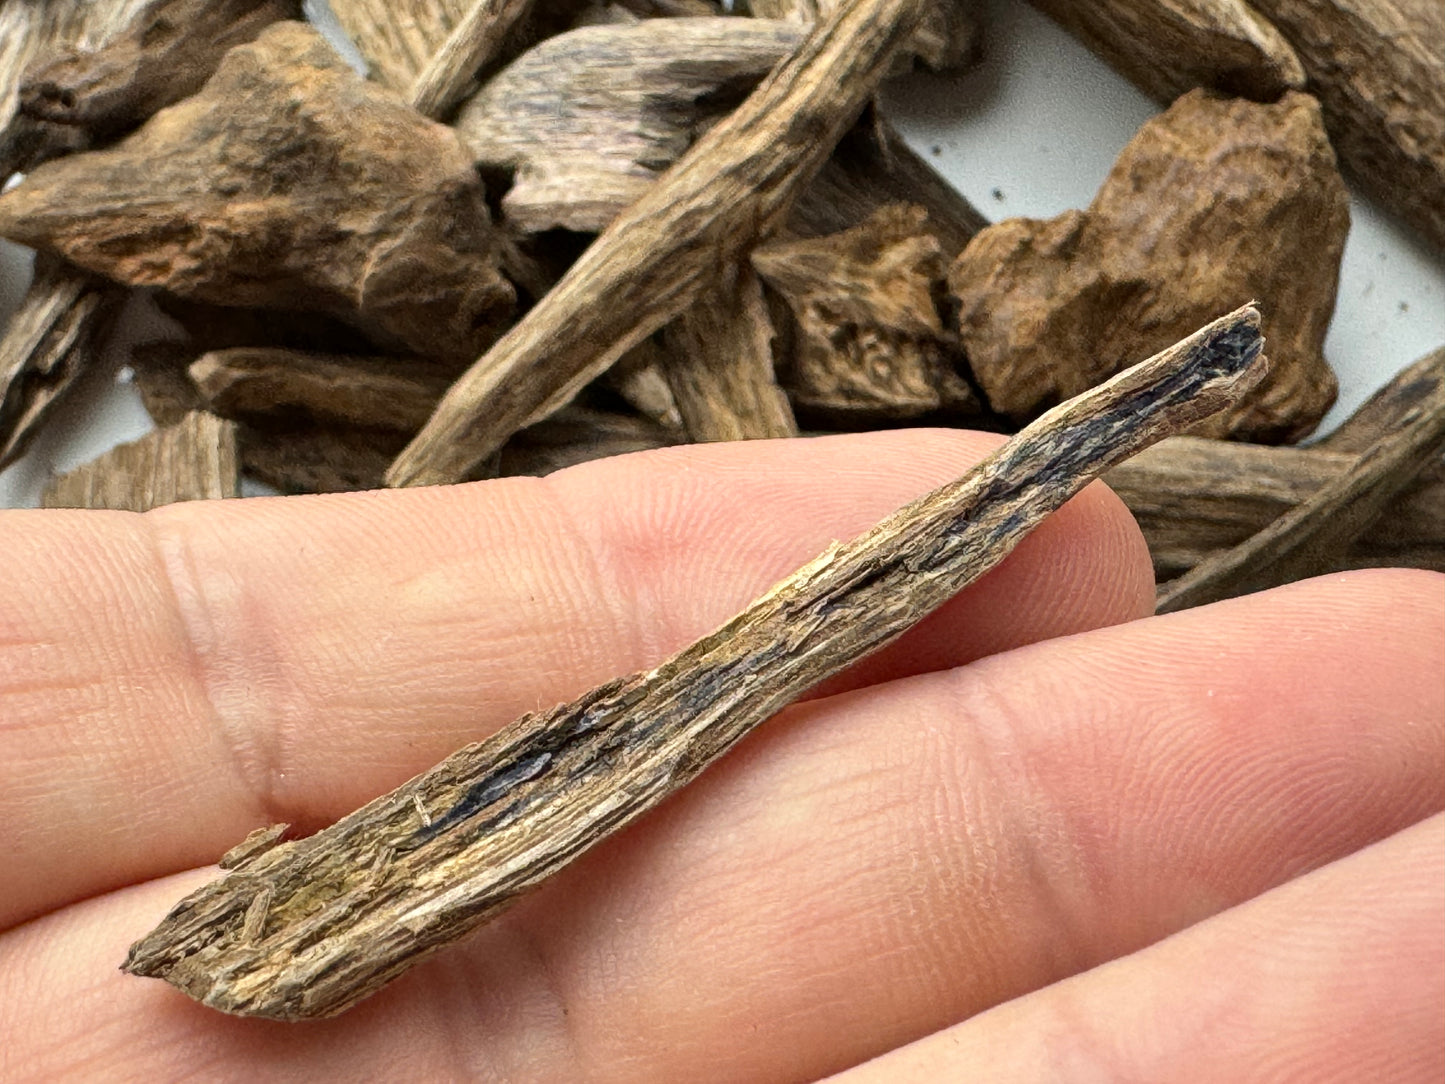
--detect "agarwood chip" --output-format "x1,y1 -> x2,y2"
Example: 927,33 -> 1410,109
453,18 -> 802,233
1247,0 -> 1445,250
756,204 -> 979,422
1027,0 -> 1304,103
0,22 -> 517,365
950,89 -> 1346,443
41,410 -> 239,511
0,0 -> 300,174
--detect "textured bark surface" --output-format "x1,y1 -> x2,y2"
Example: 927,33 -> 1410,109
1027,0 -> 1304,103
1156,344 -> 1445,611
660,268 -> 797,442
190,348 -> 454,433
1246,0 -> 1445,250
124,308 -> 1267,1021
453,19 -> 802,233
0,256 -> 123,468
755,204 -> 978,423
327,0 -> 473,90
387,0 -> 934,487
0,0 -> 300,174
40,410 -> 239,511
950,89 -> 1346,443
0,23 -> 516,365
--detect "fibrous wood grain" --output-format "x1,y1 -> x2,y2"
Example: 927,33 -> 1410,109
1104,435 -> 1444,577
950,88 -> 1346,443
190,348 -> 454,433
1155,344 -> 1445,612
387,0 -> 934,487
453,19 -> 803,233
326,0 -> 473,91
1027,0 -> 1304,103
408,0 -> 541,119
124,307 -> 1268,1021
754,204 -> 978,423
0,0 -> 300,175
238,422 -> 406,494
1241,0 -> 1445,250
0,256 -> 122,469
40,410 -> 239,511
0,23 -> 516,365
748,0 -> 981,73
660,268 -> 797,442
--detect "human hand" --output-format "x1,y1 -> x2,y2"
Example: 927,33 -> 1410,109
1,430 -> 1440,1081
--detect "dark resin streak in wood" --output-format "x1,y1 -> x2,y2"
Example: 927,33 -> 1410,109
123,308 -> 1267,1021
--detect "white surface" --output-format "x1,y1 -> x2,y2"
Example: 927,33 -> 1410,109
2,0 -> 1443,507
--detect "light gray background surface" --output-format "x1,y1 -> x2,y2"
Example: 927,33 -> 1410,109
2,0 -> 1442,507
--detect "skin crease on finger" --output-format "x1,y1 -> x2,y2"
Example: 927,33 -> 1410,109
0,570 -> 1440,1082
831,815 -> 1445,1084
0,430 -> 1155,929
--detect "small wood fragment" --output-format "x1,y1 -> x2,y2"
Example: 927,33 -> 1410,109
238,423 -> 406,494
388,0 -> 934,487
598,343 -> 686,434
190,348 -> 454,433
0,256 -> 123,469
659,268 -> 798,442
0,0 -> 301,174
326,0 -> 475,91
0,23 -> 517,365
124,307 -> 1267,1020
452,19 -> 803,233
754,204 -> 978,423
1026,0 -> 1305,103
1246,0 -> 1445,250
498,401 -> 680,476
408,0 -> 541,119
1,0 -> 154,175
41,411 -> 239,511
950,89 -> 1346,443
1156,344 -> 1445,612
793,114 -> 988,258
749,0 -> 980,73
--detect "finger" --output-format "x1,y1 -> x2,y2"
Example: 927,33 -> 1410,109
832,814 -> 1445,1083
1,571 -> 1439,1082
0,429 -> 1152,927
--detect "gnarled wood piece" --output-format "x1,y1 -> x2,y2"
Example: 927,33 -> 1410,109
755,204 -> 978,422
0,256 -> 123,469
660,267 -> 797,441
0,23 -> 516,365
453,19 -> 803,233
239,423 -> 406,494
40,410 -> 239,511
0,0 -> 300,175
124,308 -> 1268,1021
1027,0 -> 1304,103
1,0 -> 153,173
1155,344 -> 1445,611
1244,0 -> 1445,250
950,89 -> 1346,443
388,0 -> 934,487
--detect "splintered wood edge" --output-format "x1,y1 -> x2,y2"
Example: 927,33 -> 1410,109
123,307 -> 1265,1021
